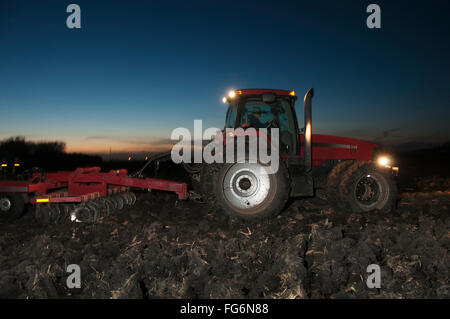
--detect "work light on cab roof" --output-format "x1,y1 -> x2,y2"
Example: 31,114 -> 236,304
222,89 -> 296,103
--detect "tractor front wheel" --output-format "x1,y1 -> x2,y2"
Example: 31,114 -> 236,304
339,162 -> 397,213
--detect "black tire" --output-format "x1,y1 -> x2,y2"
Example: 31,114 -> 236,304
199,163 -> 220,202
338,161 -> 397,213
210,159 -> 290,220
323,160 -> 355,204
0,192 -> 26,221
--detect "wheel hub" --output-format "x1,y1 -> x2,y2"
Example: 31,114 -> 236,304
0,197 -> 12,212
234,174 -> 257,196
355,174 -> 381,206
223,163 -> 271,210
238,177 -> 252,191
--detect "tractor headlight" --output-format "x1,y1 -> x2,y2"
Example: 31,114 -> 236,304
377,156 -> 390,167
228,90 -> 236,98
373,150 -> 399,175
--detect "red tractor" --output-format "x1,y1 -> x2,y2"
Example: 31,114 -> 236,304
183,88 -> 398,219
0,88 -> 398,224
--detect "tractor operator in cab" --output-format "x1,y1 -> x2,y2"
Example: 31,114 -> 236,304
248,107 -> 264,128
248,106 -> 276,129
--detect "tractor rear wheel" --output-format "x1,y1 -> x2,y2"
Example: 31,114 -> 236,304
339,161 -> 397,213
211,160 -> 290,220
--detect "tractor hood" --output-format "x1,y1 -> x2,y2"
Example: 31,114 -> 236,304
299,133 -> 378,166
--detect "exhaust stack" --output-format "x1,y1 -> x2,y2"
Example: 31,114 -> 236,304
303,88 -> 314,173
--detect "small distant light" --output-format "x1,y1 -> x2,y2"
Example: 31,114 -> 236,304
36,198 -> 49,203
222,97 -> 227,104
14,163 -> 20,167
128,157 -> 132,161
392,166 -> 399,175
228,90 -> 236,98
289,91 -> 295,96
1,164 -> 6,167
145,156 -> 149,161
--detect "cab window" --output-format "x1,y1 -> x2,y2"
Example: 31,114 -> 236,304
238,98 -> 297,154
225,106 -> 236,128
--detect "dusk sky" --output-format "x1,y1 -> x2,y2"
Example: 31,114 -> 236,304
1,0 -> 449,156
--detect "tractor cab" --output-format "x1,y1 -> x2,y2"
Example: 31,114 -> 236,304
223,89 -> 300,155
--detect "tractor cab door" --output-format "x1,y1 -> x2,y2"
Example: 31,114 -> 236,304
235,97 -> 298,155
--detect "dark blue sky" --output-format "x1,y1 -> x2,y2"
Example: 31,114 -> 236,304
1,0 -> 449,154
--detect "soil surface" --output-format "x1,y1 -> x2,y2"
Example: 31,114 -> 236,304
0,163 -> 449,299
